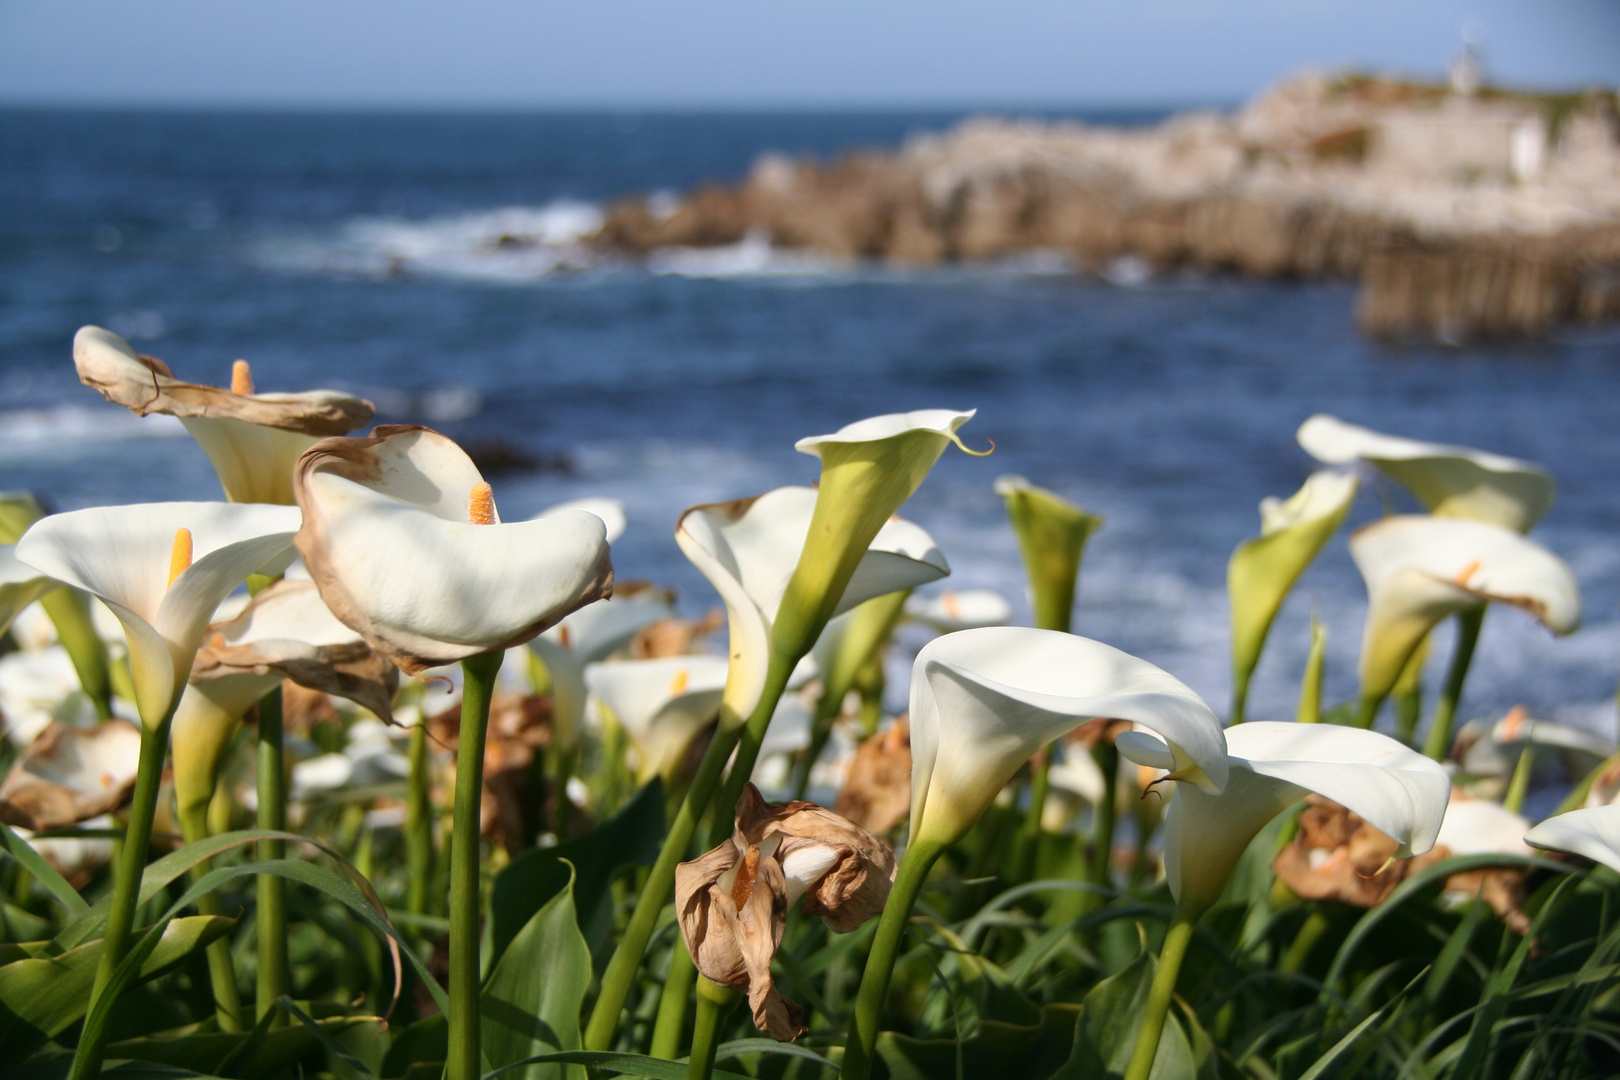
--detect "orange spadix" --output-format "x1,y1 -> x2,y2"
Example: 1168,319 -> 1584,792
230,359 -> 254,396
468,482 -> 497,525
168,528 -> 193,586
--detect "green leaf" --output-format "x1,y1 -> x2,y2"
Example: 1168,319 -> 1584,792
875,1003 -> 1083,1080
0,818 -> 90,916
104,1012 -> 381,1080
1054,948 -> 1195,1080
712,1038 -> 838,1069
480,1051 -> 754,1080
280,996 -> 379,1080
490,779 -> 664,962
381,1015 -> 447,1078
12,1054 -> 228,1080
0,915 -> 233,1061
482,863 -> 591,1080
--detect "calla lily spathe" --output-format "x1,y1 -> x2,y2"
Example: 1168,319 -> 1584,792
1118,720 -> 1449,915
1350,515 -> 1580,703
777,409 -> 977,657
533,496 -> 627,543
530,585 -> 674,751
907,627 -> 1228,848
293,425 -> 614,673
74,326 -> 375,506
1297,414 -> 1553,533
1227,469 -> 1358,722
994,475 -> 1103,632
675,486 -> 948,722
585,655 -> 730,783
16,502 -> 302,726
903,588 -> 1013,633
1525,806 -> 1620,874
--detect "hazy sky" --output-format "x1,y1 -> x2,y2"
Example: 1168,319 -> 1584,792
1,0 -> 1616,108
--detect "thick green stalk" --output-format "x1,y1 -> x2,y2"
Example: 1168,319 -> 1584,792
1085,741 -> 1119,897
1279,907 -> 1331,975
1012,749 -> 1052,880
446,650 -> 502,1080
1228,672 -> 1250,728
406,721 -> 435,917
40,588 -> 113,719
1122,908 -> 1198,1080
176,800 -> 244,1032
1423,608 -> 1484,762
706,656 -> 799,848
69,710 -> 174,1080
651,943 -> 699,1059
686,977 -> 734,1080
840,838 -> 945,1080
255,686 -> 288,1020
1351,693 -> 1384,730
791,695 -> 844,802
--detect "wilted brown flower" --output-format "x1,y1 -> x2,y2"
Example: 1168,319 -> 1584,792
0,721 -> 141,830
675,783 -> 897,1041
835,717 -> 911,835
1273,795 -> 1442,907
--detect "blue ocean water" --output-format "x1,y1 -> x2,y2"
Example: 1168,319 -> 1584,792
2,107 -> 1618,737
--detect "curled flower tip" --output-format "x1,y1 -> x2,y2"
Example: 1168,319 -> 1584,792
230,359 -> 254,397
953,434 -> 995,458
167,527 -> 193,586
468,481 -> 497,525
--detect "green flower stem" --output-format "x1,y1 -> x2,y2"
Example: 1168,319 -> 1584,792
1504,735 -> 1536,815
1279,906 -> 1332,975
1422,608 -> 1484,762
1012,748 -> 1052,879
1297,618 -> 1327,725
651,944 -> 699,1059
687,977 -> 735,1080
39,588 -> 113,719
406,721 -> 435,917
255,685 -> 289,1021
790,696 -> 843,802
586,651 -> 795,1051
1229,670 -> 1252,728
1351,693 -> 1384,730
1122,907 -> 1198,1080
447,650 -> 502,1080
68,710 -> 174,1080
840,837 -> 945,1080
176,800 -> 244,1032
1085,741 -> 1119,899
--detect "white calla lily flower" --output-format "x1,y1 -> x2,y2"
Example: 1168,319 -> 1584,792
0,720 -> 143,831
0,647 -> 95,746
1349,515 -> 1580,704
16,502 -> 301,726
585,655 -> 730,782
1525,806 -> 1620,874
676,486 -> 948,722
907,627 -> 1228,848
74,326 -> 375,506
534,497 -> 627,543
530,586 -> 674,752
1297,414 -> 1553,533
1437,795 -> 1533,858
1227,469 -> 1358,722
903,588 -> 1013,633
1119,720 -> 1449,915
293,425 -> 614,674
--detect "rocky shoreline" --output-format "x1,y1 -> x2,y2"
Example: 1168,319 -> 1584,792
589,73 -> 1620,341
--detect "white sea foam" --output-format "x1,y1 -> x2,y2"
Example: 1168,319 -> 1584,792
646,228 -> 847,279
0,405 -> 184,454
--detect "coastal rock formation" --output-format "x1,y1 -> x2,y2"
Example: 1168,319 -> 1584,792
593,73 -> 1620,340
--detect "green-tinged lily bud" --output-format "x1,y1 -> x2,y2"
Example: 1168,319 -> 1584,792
171,678 -> 274,827
0,492 -> 45,546
775,410 -> 981,660
1298,414 -> 1553,534
1350,516 -> 1579,707
16,503 -> 301,727
1525,805 -> 1620,874
1118,721 -> 1448,917
74,327 -> 375,506
1227,469 -> 1357,723
993,475 -> 1102,632
907,627 -> 1228,848
676,487 -> 948,725
1297,615 -> 1327,724
584,655 -> 729,783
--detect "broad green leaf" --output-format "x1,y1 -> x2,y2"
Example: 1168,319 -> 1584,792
280,997 -> 380,1080
480,1051 -> 754,1080
482,864 -> 591,1080
0,915 -> 232,1061
1054,948 -> 1195,1080
0,818 -> 90,916
381,1015 -> 447,1078
13,1054 -> 228,1080
104,1012 -> 379,1080
490,779 -> 663,961
875,1003 -> 1082,1080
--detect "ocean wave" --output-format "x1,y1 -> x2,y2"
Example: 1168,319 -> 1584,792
0,405 -> 184,453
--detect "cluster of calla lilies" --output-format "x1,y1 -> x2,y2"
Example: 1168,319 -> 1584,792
1,326 -> 1618,1080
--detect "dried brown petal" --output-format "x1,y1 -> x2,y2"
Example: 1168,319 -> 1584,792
0,722 -> 141,830
835,717 -> 912,835
1273,795 -> 1444,907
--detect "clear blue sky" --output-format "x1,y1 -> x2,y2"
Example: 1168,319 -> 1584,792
1,0 -> 1615,108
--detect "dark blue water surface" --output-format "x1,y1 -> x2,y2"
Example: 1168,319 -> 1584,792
2,108 -> 1617,735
